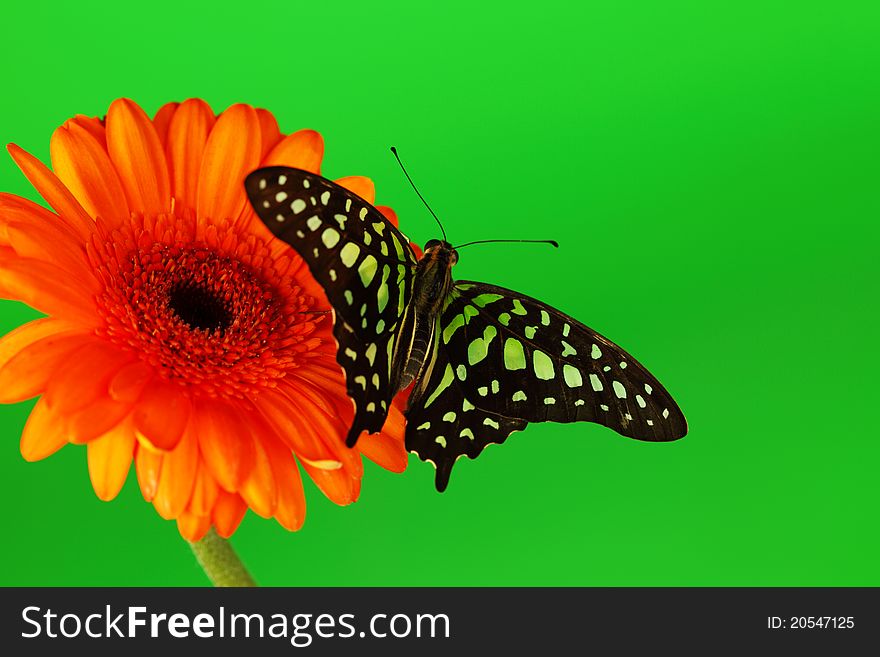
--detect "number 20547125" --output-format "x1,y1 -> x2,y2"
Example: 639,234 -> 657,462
767,616 -> 855,629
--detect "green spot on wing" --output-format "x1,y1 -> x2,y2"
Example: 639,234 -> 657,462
532,350 -> 555,380
471,293 -> 504,308
340,242 -> 359,267
503,338 -> 526,370
563,364 -> 583,387
442,305 -> 478,344
424,364 -> 454,408
467,325 -> 498,365
392,234 -> 406,259
443,315 -> 466,344
397,270 -> 406,316
376,264 -> 391,312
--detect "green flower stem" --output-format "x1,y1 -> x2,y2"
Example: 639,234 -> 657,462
189,529 -> 257,587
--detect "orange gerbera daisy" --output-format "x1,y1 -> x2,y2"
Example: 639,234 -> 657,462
0,98 -> 408,542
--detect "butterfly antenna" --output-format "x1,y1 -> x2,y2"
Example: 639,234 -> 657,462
390,146 -> 447,242
453,239 -> 559,250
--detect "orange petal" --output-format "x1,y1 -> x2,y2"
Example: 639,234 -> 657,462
132,379 -> 192,451
177,511 -> 211,542
0,257 -> 96,326
66,393 -> 136,445
152,429 -> 198,519
262,437 -> 306,531
108,360 -> 153,403
0,331 -> 94,403
189,461 -> 220,517
212,490 -> 247,538
0,192 -> 82,242
0,317 -> 77,374
254,387 -> 336,464
87,415 -> 136,501
300,459 -> 361,506
376,205 -> 398,227
263,129 -> 324,173
152,102 -> 180,148
291,385 -> 363,478
239,430 -> 278,518
0,245 -> 15,263
197,104 -> 261,225
166,99 -> 216,213
20,397 -> 68,461
283,375 -> 337,416
382,402 -> 407,442
50,121 -> 130,227
135,442 -> 163,502
4,218 -> 95,284
335,176 -> 375,204
290,368 -> 347,399
257,109 -> 281,159
106,98 -> 171,215
325,388 -> 398,473
193,400 -> 256,493
358,432 -> 408,472
6,144 -> 95,240
43,340 -> 132,415
65,115 -> 107,149
358,406 -> 409,473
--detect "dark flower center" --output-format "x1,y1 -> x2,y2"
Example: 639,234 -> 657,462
168,281 -> 233,332
91,213 -> 324,397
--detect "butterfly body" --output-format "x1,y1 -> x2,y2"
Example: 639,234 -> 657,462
390,240 -> 458,398
245,166 -> 688,492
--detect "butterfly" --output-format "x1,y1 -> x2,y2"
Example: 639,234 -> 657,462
244,165 -> 687,491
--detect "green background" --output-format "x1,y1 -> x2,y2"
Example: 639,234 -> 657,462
0,0 -> 877,586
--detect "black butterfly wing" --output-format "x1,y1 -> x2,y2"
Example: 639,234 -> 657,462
245,166 -> 418,445
404,334 -> 528,492
406,281 -> 687,490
